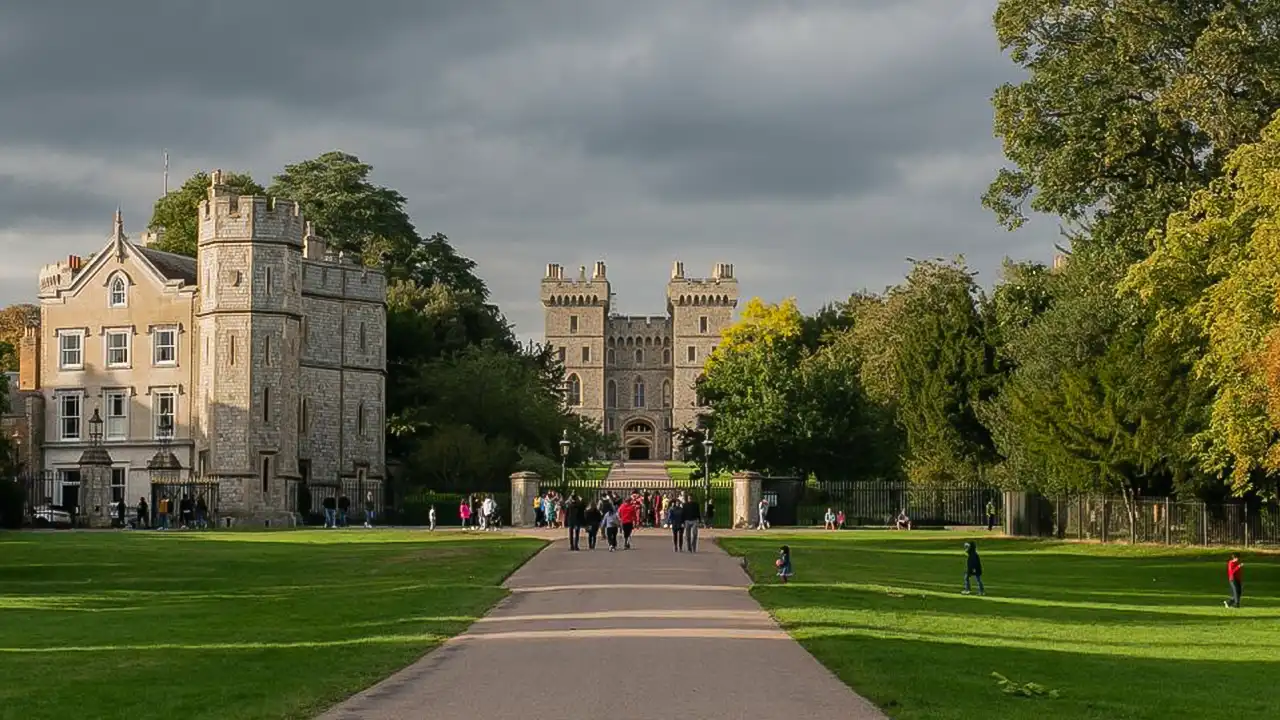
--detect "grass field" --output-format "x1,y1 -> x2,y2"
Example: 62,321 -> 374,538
0,530 -> 544,720
719,531 -> 1278,720
665,461 -> 733,487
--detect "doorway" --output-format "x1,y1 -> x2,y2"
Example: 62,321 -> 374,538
627,444 -> 651,461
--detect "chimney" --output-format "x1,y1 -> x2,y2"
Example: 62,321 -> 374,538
19,325 -> 40,391
303,222 -> 327,260
671,260 -> 684,279
593,261 -> 606,279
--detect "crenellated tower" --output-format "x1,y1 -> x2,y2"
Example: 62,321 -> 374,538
541,262 -> 610,428
195,170 -> 302,522
667,261 -> 738,435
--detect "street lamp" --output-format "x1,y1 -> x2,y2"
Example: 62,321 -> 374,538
702,433 -> 713,498
559,429 -> 571,490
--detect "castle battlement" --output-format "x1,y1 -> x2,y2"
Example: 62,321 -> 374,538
541,261 -> 610,306
37,255 -> 85,293
666,261 -> 739,307
198,169 -> 305,246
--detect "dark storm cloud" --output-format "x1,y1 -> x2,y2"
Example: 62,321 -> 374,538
0,175 -> 116,226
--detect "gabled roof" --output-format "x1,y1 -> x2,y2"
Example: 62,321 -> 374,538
136,247 -> 197,284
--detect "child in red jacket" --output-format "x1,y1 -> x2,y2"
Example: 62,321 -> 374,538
1225,553 -> 1244,608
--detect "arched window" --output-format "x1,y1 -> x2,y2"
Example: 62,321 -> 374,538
662,348 -> 671,365
606,379 -> 617,408
606,348 -> 616,365
634,348 -> 644,364
566,374 -> 582,406
663,380 -> 672,408
109,275 -> 127,308
633,378 -> 645,408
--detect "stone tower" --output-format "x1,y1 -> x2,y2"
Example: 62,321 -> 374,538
195,171 -> 302,523
667,262 -> 738,434
541,262 -> 609,428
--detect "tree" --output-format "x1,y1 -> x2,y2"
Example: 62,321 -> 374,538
0,304 -> 38,372
987,0 -> 1280,252
148,171 -> 264,257
268,151 -> 489,297
1126,113 -> 1280,497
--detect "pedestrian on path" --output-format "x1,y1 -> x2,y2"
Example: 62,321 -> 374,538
619,495 -> 638,550
757,498 -> 770,530
682,492 -> 701,552
962,541 -> 985,596
704,496 -> 715,528
566,494 -> 582,551
1225,553 -> 1244,608
670,496 -> 685,552
584,500 -> 602,550
602,503 -> 621,552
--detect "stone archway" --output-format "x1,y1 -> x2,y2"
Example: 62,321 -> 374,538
622,418 -> 655,460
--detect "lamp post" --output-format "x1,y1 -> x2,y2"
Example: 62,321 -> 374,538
559,429 -> 571,490
77,408 -> 114,527
702,433 -> 713,499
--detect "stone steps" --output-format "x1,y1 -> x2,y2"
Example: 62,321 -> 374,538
601,460 -> 674,490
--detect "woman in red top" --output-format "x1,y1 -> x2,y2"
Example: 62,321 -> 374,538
1226,553 -> 1244,608
619,497 -> 638,549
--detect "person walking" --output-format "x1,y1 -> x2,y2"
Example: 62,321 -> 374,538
986,500 -> 998,531
619,495 -> 638,550
322,495 -> 337,529
757,497 -> 770,530
669,496 -> 685,552
704,496 -> 715,529
135,496 -> 148,529
584,500 -> 603,550
565,494 -> 582,550
459,498 -> 472,530
428,504 -> 437,531
962,541 -> 985,596
602,503 -> 621,552
337,493 -> 350,528
1225,553 -> 1245,608
682,492 -> 702,552
364,491 -> 377,528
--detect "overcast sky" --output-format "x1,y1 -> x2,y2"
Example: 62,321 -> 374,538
0,0 -> 1058,342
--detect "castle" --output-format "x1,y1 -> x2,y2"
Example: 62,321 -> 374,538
541,260 -> 738,461
19,171 -> 386,526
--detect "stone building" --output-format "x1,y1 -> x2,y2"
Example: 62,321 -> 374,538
22,172 -> 386,525
541,260 -> 738,460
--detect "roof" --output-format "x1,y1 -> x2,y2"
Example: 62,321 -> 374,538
136,247 -> 198,284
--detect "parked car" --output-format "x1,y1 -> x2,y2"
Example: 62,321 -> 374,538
31,505 -> 73,528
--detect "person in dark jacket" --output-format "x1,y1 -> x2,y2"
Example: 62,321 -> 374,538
963,541 -> 985,595
704,497 -> 715,528
322,495 -> 337,528
337,494 -> 351,527
565,494 -> 582,551
669,498 -> 685,552
584,501 -> 603,550
682,493 -> 702,552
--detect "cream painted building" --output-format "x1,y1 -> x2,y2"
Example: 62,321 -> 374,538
541,261 -> 738,460
22,173 -> 387,525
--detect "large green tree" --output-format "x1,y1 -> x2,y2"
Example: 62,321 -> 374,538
148,171 -> 264,257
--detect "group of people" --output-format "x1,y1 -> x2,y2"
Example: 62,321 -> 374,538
458,494 -> 501,531
552,489 -> 711,553
120,494 -> 209,530
538,488 -> 716,532
320,492 -> 378,529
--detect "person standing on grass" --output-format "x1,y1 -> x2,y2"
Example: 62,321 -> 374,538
459,498 -> 472,530
364,491 -> 377,528
337,493 -> 350,528
1225,553 -> 1244,608
682,492 -> 701,552
428,504 -> 437,531
986,500 -> 998,531
836,510 -> 845,529
670,495 -> 685,552
585,499 -> 603,550
824,508 -> 837,530
136,497 -> 148,529
602,502 -> 621,552
757,497 -> 770,530
322,495 -> 337,528
776,545 -> 793,583
962,541 -> 985,596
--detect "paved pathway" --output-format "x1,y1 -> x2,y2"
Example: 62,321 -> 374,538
318,529 -> 885,720
601,459 -> 675,489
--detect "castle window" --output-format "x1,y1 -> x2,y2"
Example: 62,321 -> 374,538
263,387 -> 271,423
664,337 -> 670,346
606,348 -> 615,365
360,322 -> 367,351
229,335 -> 237,366
261,455 -> 271,494
56,391 -> 83,441
358,401 -> 366,436
109,276 -> 128,308
581,346 -> 590,362
569,315 -> 579,334
663,348 -> 671,365
301,317 -> 308,348
633,378 -> 646,408
663,380 -> 672,408
58,330 -> 85,370
606,380 -> 617,408
566,374 -> 582,406
635,349 -> 644,364
153,327 -> 178,366
557,347 -> 566,364
699,316 -> 708,333
264,333 -> 272,366
299,398 -> 309,435
264,267 -> 273,296
105,329 -> 131,368
606,416 -> 615,432
687,346 -> 696,362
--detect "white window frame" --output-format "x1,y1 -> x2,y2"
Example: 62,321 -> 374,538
152,389 -> 177,440
109,275 -> 128,308
56,391 -> 84,442
110,467 -> 127,504
58,330 -> 85,371
152,327 -> 178,367
104,389 -> 129,441
105,329 -> 131,368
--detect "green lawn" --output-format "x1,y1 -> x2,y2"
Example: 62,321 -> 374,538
0,530 -> 544,720
719,531 -> 1278,720
665,461 -> 733,487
